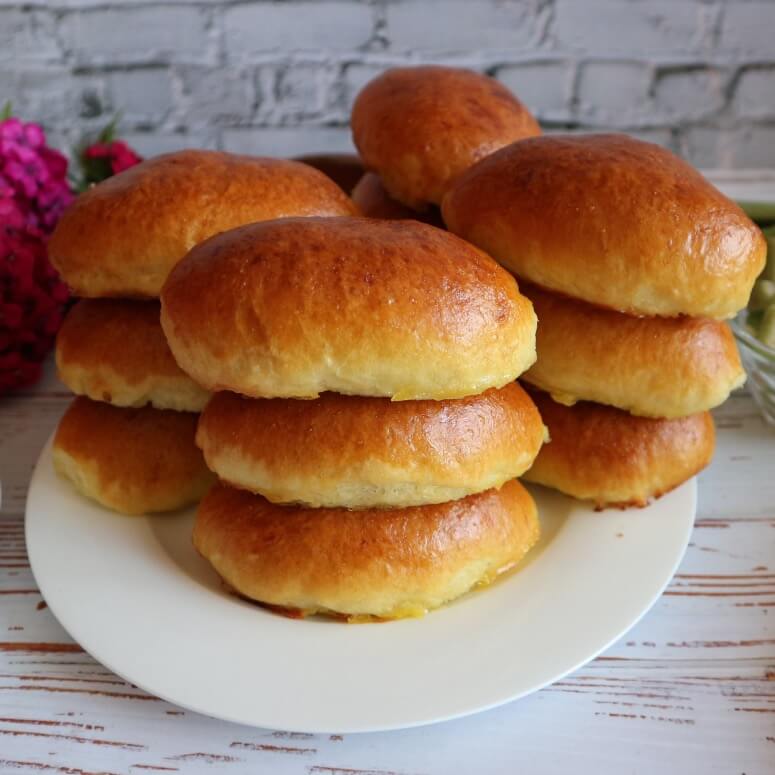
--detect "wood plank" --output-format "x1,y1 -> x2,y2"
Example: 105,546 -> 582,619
0,657 -> 771,774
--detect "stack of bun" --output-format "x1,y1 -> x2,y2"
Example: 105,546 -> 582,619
48,150 -> 357,514
160,216 -> 546,620
442,134 -> 766,508
46,63 -> 761,622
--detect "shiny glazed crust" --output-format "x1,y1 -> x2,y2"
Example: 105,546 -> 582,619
53,397 -> 214,515
196,383 -> 547,508
442,134 -> 766,318
56,299 -> 210,412
193,480 -> 540,619
49,150 -> 358,298
352,66 -> 540,209
521,284 -> 745,418
522,390 -> 715,509
161,217 -> 537,400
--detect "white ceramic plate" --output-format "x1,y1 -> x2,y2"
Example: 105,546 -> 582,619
27,437 -> 695,733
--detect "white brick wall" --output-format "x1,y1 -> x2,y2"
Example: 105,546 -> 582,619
553,1 -> 708,57
224,1 -> 375,54
59,6 -> 214,64
3,0 -> 775,167
385,0 -> 550,51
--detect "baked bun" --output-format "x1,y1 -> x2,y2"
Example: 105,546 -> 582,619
193,480 -> 540,620
522,284 -> 745,418
442,134 -> 766,319
293,153 -> 365,193
352,173 -> 444,227
161,217 -> 537,400
49,150 -> 358,298
352,66 -> 540,209
53,397 -> 213,514
56,299 -> 210,412
522,390 -> 715,509
197,383 -> 546,508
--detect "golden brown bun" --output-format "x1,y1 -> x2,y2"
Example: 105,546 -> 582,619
197,383 -> 546,508
193,479 -> 540,620
161,217 -> 537,400
442,134 -> 766,319
293,153 -> 365,193
56,299 -> 210,412
522,390 -> 715,509
352,173 -> 444,227
49,150 -> 358,298
522,284 -> 745,418
53,397 -> 214,515
352,66 -> 541,209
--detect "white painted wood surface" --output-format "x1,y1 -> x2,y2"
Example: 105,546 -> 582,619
1,173 -> 774,775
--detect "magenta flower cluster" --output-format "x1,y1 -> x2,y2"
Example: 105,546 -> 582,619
1,118 -> 73,393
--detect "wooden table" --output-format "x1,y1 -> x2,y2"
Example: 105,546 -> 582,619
2,172 -> 774,774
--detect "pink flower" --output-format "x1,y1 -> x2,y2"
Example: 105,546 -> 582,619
83,139 -> 142,176
4,156 -> 48,198
0,117 -> 45,150
39,146 -> 69,179
36,180 -> 73,230
108,140 -> 142,174
0,118 -> 25,144
0,197 -> 26,231
83,142 -> 111,159
0,117 -> 72,236
0,115 -> 72,393
0,225 -> 69,392
21,122 -> 45,149
0,174 -> 14,198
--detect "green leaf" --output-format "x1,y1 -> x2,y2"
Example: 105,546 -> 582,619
97,112 -> 122,144
0,101 -> 12,120
737,200 -> 775,226
69,113 -> 127,192
759,305 -> 775,347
